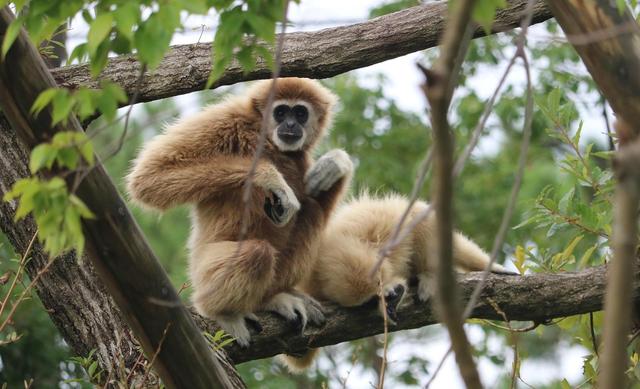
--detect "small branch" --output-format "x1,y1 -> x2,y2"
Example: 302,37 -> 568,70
50,1 -> 552,108
197,265 -> 630,364
422,0 -> 482,387
598,133 -> 640,388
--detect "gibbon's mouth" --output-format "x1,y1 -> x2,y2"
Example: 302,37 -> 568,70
277,131 -> 303,144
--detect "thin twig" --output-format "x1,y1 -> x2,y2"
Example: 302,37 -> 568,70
239,0 -> 290,241
0,254 -> 57,333
376,272 -> 389,389
139,323 -> 171,387
589,312 -> 599,357
0,230 -> 37,319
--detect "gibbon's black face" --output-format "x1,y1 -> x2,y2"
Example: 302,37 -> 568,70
272,103 -> 309,150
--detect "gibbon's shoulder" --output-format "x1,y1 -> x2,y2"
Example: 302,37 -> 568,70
163,94 -> 260,137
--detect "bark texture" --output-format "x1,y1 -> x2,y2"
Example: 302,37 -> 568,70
205,265 -> 626,364
50,0 -> 552,106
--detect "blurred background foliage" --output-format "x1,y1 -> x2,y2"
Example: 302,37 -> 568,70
0,0 -> 635,387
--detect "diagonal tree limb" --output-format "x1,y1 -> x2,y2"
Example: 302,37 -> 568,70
50,0 -> 552,107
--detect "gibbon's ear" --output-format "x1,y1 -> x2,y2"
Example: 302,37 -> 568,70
251,96 -> 265,117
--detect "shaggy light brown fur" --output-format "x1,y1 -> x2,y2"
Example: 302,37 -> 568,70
281,193 -> 507,371
126,78 -> 351,345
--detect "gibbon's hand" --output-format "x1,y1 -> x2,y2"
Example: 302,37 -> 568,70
305,149 -> 353,197
264,186 -> 300,227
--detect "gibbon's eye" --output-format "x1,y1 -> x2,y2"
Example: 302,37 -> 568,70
273,105 -> 290,123
292,105 -> 308,124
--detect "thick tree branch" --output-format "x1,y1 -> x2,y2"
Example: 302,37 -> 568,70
206,265 -> 628,364
50,0 -> 551,106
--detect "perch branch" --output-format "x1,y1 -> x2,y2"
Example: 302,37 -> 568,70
206,265 -> 632,364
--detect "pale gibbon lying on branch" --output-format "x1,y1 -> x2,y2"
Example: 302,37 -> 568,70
126,78 -> 353,347
281,193 -> 510,371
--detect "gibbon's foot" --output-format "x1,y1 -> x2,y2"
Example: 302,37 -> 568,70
216,313 -> 261,348
290,290 -> 326,326
382,284 -> 405,324
264,187 -> 300,227
417,274 -> 433,303
264,292 -> 320,333
305,149 -> 353,197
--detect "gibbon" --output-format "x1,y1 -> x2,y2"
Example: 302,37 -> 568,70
126,78 -> 353,347
282,193 -> 509,371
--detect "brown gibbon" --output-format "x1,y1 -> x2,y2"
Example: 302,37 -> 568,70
126,78 -> 353,347
282,192 -> 510,371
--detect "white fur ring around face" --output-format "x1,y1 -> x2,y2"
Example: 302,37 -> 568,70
305,149 -> 353,197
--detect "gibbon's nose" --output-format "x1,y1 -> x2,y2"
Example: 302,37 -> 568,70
285,118 -> 297,129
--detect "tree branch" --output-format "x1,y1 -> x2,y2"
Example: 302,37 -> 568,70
50,0 -> 551,106
206,265 -> 627,364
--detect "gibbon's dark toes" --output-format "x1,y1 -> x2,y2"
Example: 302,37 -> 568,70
384,284 -> 405,323
291,309 -> 305,333
385,284 -> 405,307
245,316 -> 263,334
386,304 -> 399,323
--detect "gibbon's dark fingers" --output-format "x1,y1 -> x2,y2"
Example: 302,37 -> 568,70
305,149 -> 353,196
263,186 -> 300,227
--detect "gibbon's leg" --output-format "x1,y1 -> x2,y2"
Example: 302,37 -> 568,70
305,149 -> 353,215
190,240 -> 277,347
263,291 -> 325,333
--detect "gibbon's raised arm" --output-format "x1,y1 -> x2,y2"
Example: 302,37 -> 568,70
126,153 -> 285,210
126,100 -> 286,210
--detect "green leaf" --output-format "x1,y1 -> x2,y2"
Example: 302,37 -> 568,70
2,17 -> 23,59
78,138 -> 95,166
560,235 -> 583,260
56,147 -> 80,170
29,143 -> 57,173
114,3 -> 140,40
70,195 -> 95,219
51,91 -> 74,126
87,13 -> 113,55
31,88 -> 59,116
579,244 -> 598,268
472,0 -> 506,34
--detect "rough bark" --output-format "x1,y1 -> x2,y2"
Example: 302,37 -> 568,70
0,116 -> 140,378
0,7 -> 242,389
203,265 -> 627,364
50,0 -> 552,106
